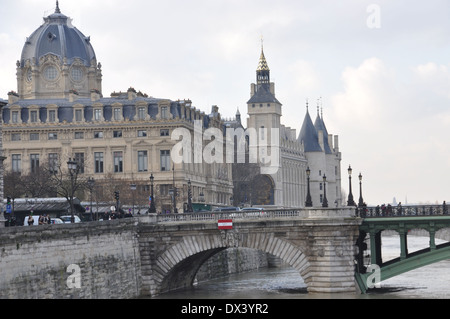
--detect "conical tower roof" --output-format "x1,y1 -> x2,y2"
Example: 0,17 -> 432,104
257,49 -> 270,72
298,107 -> 322,152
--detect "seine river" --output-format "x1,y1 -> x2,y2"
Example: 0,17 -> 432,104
151,236 -> 450,299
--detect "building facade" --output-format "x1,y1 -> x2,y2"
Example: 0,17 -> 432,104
2,4 -> 233,213
230,46 -> 342,208
2,3 -> 343,211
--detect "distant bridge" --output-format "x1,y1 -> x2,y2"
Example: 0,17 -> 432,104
354,205 -> 450,293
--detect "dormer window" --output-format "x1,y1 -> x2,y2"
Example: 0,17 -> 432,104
30,110 -> 38,123
28,106 -> 41,123
11,111 -> 20,124
93,108 -> 103,121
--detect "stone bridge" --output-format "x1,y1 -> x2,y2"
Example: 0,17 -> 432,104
0,208 -> 361,298
138,208 -> 361,296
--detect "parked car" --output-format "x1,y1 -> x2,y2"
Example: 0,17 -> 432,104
51,218 -> 64,224
241,207 -> 265,216
59,215 -> 81,223
212,207 -> 241,212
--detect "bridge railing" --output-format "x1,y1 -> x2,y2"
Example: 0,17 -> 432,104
356,204 -> 449,218
152,207 -> 354,223
154,209 -> 304,223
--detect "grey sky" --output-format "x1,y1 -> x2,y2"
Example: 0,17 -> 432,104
1,0 -> 450,205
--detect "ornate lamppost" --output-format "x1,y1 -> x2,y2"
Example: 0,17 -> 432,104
149,173 -> 156,213
347,165 -> 356,206
187,179 -> 193,213
305,167 -> 313,207
67,158 -> 78,223
358,173 -> 364,207
322,174 -> 328,208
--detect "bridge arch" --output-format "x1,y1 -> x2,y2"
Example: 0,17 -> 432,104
154,232 -> 310,295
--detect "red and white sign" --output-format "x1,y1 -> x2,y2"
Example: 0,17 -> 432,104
218,219 -> 233,230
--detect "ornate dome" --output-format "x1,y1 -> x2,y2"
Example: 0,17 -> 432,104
16,2 -> 102,100
20,2 -> 96,68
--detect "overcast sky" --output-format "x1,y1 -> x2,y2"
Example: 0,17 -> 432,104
1,0 -> 450,205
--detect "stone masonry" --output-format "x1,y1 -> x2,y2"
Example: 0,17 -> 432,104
0,208 -> 362,298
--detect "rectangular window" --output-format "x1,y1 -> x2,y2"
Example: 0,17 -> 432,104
94,131 -> 103,139
114,108 -> 121,121
138,130 -> 147,137
12,111 -> 19,123
160,129 -> 169,136
30,154 -> 40,173
160,184 -> 170,196
48,153 -> 58,174
138,151 -> 148,172
74,153 -> 85,174
49,110 -> 56,122
113,130 -> 122,138
74,132 -> 84,139
75,109 -> 82,122
48,132 -> 57,140
12,154 -> 21,173
161,106 -> 168,119
138,107 -> 146,120
160,150 -> 170,171
30,110 -> 38,123
11,133 -> 21,141
30,133 -> 39,141
94,109 -> 102,121
94,152 -> 104,173
113,151 -> 123,173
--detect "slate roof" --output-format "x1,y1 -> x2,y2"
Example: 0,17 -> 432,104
20,6 -> 96,67
298,110 -> 323,152
314,114 -> 332,154
247,84 -> 281,104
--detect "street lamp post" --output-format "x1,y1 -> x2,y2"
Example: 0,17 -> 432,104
130,183 -> 136,215
87,177 -> 95,221
322,174 -> 328,208
187,179 -> 193,213
358,173 -> 364,207
347,165 -> 356,206
67,158 -> 78,223
305,167 -> 313,207
149,174 -> 156,213
172,166 -> 177,213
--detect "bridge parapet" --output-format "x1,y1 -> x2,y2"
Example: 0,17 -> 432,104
138,207 -> 355,224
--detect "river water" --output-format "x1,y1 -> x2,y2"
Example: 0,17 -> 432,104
151,236 -> 450,299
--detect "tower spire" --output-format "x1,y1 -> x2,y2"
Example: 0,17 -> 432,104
256,39 -> 270,85
55,1 -> 61,14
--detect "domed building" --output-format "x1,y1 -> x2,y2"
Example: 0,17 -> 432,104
2,3 -> 233,217
17,1 -> 102,100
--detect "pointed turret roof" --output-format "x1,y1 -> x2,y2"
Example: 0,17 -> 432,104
314,108 -> 332,154
257,48 -> 270,72
298,107 -> 323,152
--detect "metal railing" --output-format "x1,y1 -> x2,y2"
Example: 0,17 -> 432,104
356,204 -> 449,218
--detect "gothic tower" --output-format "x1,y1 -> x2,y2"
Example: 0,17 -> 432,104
246,45 -> 283,206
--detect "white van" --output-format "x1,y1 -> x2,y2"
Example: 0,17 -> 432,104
23,215 -> 40,226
